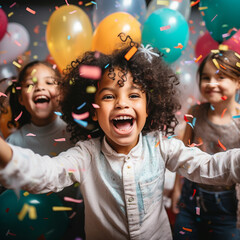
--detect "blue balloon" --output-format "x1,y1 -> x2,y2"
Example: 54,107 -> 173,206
142,8 -> 189,63
0,190 -> 69,240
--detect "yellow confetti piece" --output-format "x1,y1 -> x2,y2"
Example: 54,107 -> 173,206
23,191 -> 29,196
27,85 -> 33,93
33,41 -> 38,46
33,55 -> 38,59
52,206 -> 72,211
32,76 -> 37,83
157,0 -> 169,5
211,49 -> 219,54
8,12 -> 14,17
198,6 -> 208,10
235,52 -> 240,59
86,86 -> 96,93
12,61 -> 21,68
218,44 -> 228,51
212,59 -> 220,69
28,206 -> 37,219
18,204 -> 29,221
236,62 -> 240,68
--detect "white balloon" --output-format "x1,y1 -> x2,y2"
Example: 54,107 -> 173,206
0,22 -> 30,64
146,0 -> 191,20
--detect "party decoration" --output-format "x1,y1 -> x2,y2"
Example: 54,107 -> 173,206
92,0 -> 146,28
199,0 -> 240,43
0,190 -> 69,240
0,9 -> 8,41
46,5 -> 93,71
223,30 -> 240,55
0,23 -> 30,65
146,0 -> 191,20
195,31 -> 219,64
92,12 -> 141,55
142,8 -> 189,63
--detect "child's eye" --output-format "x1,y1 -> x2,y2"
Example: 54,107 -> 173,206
102,95 -> 114,100
200,76 -> 210,82
129,94 -> 140,98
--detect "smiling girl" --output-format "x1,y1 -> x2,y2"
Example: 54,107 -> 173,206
0,47 -> 240,240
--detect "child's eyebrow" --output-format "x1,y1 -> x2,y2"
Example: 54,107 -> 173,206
98,86 -> 142,94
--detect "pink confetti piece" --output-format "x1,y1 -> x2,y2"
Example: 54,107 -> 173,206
69,211 -> 77,219
64,197 -> 83,204
79,65 -> 102,80
65,0 -> 69,5
72,112 -> 89,120
92,103 -> 100,108
10,2 -> 16,8
14,111 -> 23,121
0,92 -> 7,97
54,138 -> 66,142
196,207 -> 200,215
160,25 -> 170,31
26,133 -> 36,136
14,40 -> 21,47
26,7 -> 36,14
69,10 -> 77,14
211,14 -> 217,22
68,168 -> 77,173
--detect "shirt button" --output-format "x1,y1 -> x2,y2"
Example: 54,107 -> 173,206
128,197 -> 134,202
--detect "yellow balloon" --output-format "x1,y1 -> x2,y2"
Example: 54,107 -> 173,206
92,12 -> 141,54
46,5 -> 93,71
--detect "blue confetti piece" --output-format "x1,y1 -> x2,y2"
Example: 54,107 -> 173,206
104,63 -> 109,69
77,102 -> 86,110
168,135 -> 176,139
192,117 -> 196,127
54,111 -> 62,116
187,122 -> 193,129
74,119 -> 88,127
67,35 -> 70,40
210,104 -> 215,111
233,115 -> 240,119
91,1 -> 97,9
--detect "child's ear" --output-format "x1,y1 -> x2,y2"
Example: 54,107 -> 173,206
18,95 -> 24,106
92,111 -> 98,121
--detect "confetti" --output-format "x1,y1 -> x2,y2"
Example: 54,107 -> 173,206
233,115 -> 240,119
12,61 -> 21,68
221,108 -> 227,118
54,138 -> 66,142
64,197 -> 83,204
14,40 -> 21,47
160,25 -> 171,31
218,139 -> 226,151
77,102 -> 86,110
15,111 -> 23,121
26,133 -> 36,136
74,119 -> 88,127
236,62 -> 240,68
0,92 -> 7,97
86,86 -> 96,93
194,55 -> 202,63
221,96 -> 227,100
190,0 -> 200,7
27,84 -> 33,93
196,207 -> 200,215
54,111 -> 63,116
92,103 -> 100,108
235,52 -> 240,59
155,141 -> 160,147
174,43 -> 183,49
212,58 -> 220,69
198,6 -> 208,10
18,204 -> 37,220
52,206 -> 72,211
182,227 -> 192,232
191,189 -> 196,199
168,135 -> 176,139
8,12 -> 14,17
157,0 -> 169,5
72,112 -> 89,120
124,46 -> 138,61
211,14 -> 217,22
79,65 -> 101,80
104,63 -> 109,69
10,2 -> 16,8
26,7 -> 36,14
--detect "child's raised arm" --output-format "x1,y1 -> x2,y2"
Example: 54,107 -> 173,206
0,137 -> 12,169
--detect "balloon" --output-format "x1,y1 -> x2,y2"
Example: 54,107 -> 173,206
46,5 -> 93,71
194,31 -> 219,64
223,30 -> 240,55
0,9 -> 8,41
199,0 -> 240,43
142,8 -> 189,63
92,12 -> 141,54
146,0 -> 191,20
92,0 -> 147,28
0,190 -> 69,240
0,23 -> 30,65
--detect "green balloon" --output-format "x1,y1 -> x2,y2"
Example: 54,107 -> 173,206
200,0 -> 240,43
0,190 -> 69,240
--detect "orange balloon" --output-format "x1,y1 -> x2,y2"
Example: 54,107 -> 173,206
92,12 -> 141,54
46,5 -> 93,71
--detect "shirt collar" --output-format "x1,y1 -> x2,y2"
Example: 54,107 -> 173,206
101,133 -> 143,161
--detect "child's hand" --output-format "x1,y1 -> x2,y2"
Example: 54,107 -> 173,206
0,137 -> 12,169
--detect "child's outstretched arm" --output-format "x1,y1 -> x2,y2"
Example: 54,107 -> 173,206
0,137 -> 12,169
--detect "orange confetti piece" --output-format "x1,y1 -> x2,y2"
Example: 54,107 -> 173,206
195,55 -> 202,63
218,139 -> 226,151
155,141 -> 160,147
220,64 -> 226,69
182,227 -> 192,232
124,46 -> 138,61
174,43 -> 183,49
221,108 -> 227,118
34,25 -> 40,34
221,96 -> 227,101
26,7 -> 36,14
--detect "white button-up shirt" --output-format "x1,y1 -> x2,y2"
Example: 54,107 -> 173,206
0,132 -> 240,239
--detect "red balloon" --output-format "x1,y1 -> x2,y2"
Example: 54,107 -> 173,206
195,31 -> 219,64
0,9 -> 8,41
223,30 -> 240,55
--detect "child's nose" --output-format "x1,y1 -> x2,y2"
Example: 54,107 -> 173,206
115,97 -> 129,109
34,82 -> 45,91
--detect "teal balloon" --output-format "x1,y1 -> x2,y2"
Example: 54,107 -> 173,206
142,8 -> 189,63
0,190 -> 69,240
200,0 -> 240,43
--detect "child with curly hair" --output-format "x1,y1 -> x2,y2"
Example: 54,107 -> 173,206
0,45 -> 240,240
173,49 -> 240,240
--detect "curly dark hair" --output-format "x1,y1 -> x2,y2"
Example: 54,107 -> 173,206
0,61 -> 61,129
60,45 -> 181,143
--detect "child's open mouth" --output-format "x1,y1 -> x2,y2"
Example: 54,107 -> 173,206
112,115 -> 134,132
34,95 -> 50,108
